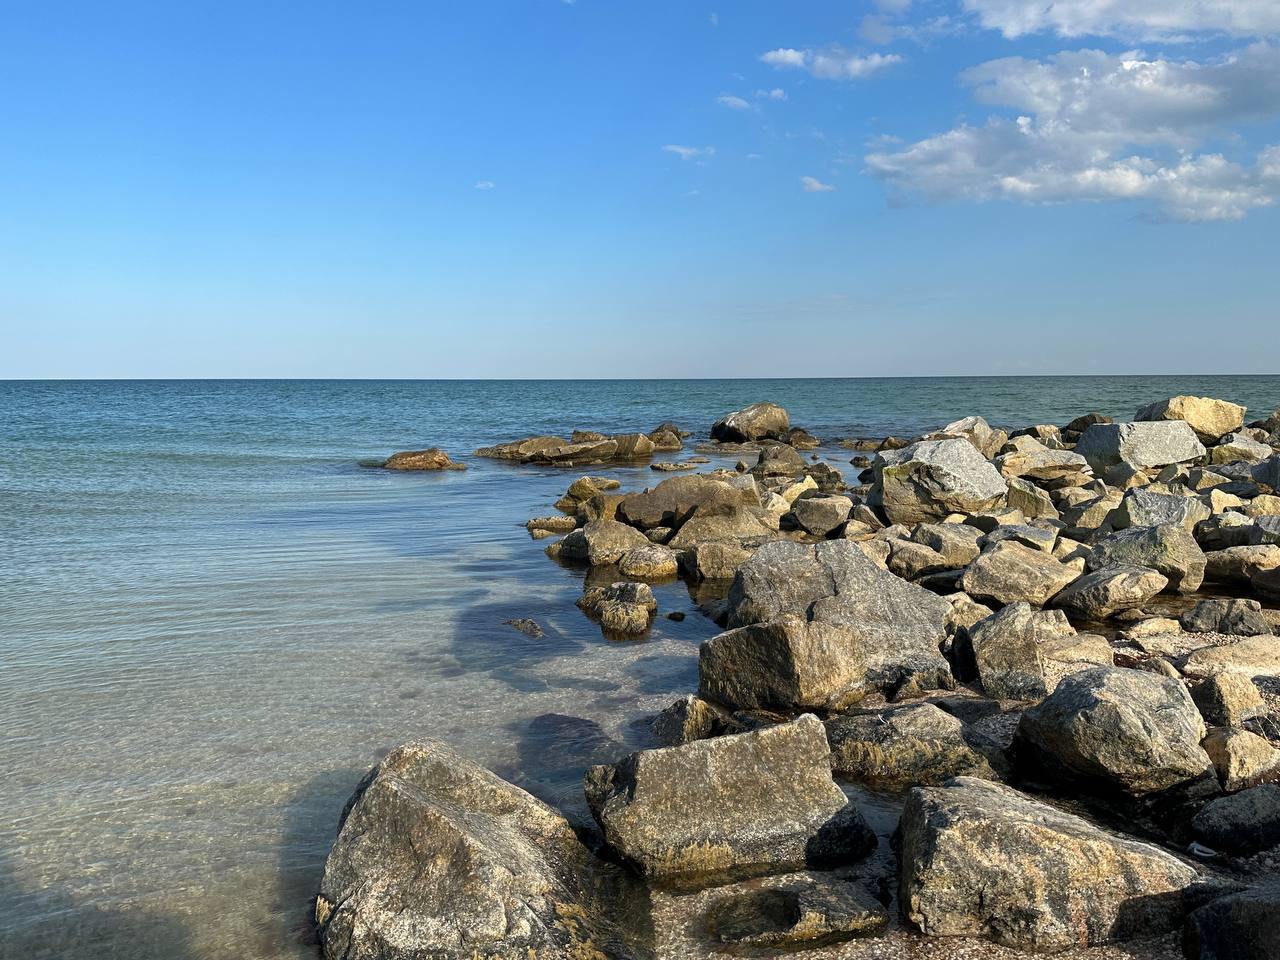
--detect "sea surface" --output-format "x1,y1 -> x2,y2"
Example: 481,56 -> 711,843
3,376 -> 1278,960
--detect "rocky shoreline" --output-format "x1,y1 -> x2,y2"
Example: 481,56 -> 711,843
331,396 -> 1280,959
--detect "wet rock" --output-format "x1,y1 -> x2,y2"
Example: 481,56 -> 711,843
577,582 -> 657,636
1194,674 -> 1266,727
726,540 -> 953,695
617,475 -> 755,531
617,544 -> 678,580
1181,598 -> 1271,636
824,703 -> 999,788
1201,727 -> 1280,792
704,873 -> 887,948
1016,666 -> 1213,794
1088,523 -> 1206,593
699,614 -> 867,713
476,435 -> 566,461
791,494 -> 853,536
1050,566 -> 1169,620
683,541 -> 754,581
584,715 -> 874,881
873,438 -> 1008,525
526,515 -> 579,535
1075,420 -> 1207,474
559,519 -> 652,566
963,602 -> 1066,700
1183,887 -> 1280,960
711,402 -> 790,443
1190,784 -> 1280,855
900,777 -> 1203,949
316,739 -> 641,960
1135,395 -> 1246,443
382,447 -> 466,470
961,541 -> 1079,607
653,695 -> 740,746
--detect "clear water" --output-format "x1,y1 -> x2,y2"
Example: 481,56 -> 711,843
2,376 -> 1277,960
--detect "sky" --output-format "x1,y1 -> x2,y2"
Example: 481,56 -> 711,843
2,0 -> 1278,378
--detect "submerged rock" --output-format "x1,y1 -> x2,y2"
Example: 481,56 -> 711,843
900,777 -> 1204,949
584,715 -> 874,882
381,447 -> 466,470
577,581 -> 657,635
704,873 -> 887,948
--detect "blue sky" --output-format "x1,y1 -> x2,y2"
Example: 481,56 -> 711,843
2,1 -> 1278,378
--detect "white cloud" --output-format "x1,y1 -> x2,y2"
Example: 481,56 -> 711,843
866,44 -> 1280,220
962,0 -> 1280,39
801,176 -> 837,192
709,12 -> 718,27
717,94 -> 751,110
756,87 -> 787,101
663,144 -> 716,160
762,47 -> 903,79
473,180 -> 495,190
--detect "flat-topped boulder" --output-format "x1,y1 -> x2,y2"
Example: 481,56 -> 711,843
1087,523 -> 1206,593
900,777 -> 1204,949
961,541 -> 1078,607
995,435 -> 1090,481
1050,566 -> 1168,620
824,703 -> 1000,788
872,438 -> 1008,524
476,432 -> 656,465
1074,420 -> 1206,474
316,739 -> 643,960
1136,395 -> 1246,442
616,474 -> 756,531
381,447 -> 466,471
711,402 -> 791,443
584,715 -> 874,882
558,518 -> 651,565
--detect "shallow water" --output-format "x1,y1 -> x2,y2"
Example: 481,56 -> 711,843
2,376 -> 1278,960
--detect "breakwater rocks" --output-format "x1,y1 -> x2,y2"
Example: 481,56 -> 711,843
320,395 -> 1280,959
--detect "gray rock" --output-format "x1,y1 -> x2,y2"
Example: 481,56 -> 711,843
699,614 -> 867,712
704,873 -> 887,948
1113,488 -> 1211,532
1193,674 -> 1266,727
900,777 -> 1203,949
1050,566 -> 1169,620
887,539 -> 951,579
995,435 -> 1090,481
824,703 -> 999,788
1181,635 -> 1280,679
666,504 -> 776,549
712,402 -> 790,443
1135,395 -> 1246,442
584,715 -> 875,881
617,475 -> 755,530
873,438 -> 1008,525
1005,476 -> 1060,520
911,522 -> 984,566
964,602 -> 1074,700
653,695 -> 741,746
316,739 -> 642,960
1195,512 -> 1258,551
1204,544 -> 1280,584
559,519 -> 651,566
1181,598 -> 1271,636
979,523 -> 1058,553
1255,564 -> 1280,600
1210,432 -> 1274,463
1252,514 -> 1280,544
1088,523 -> 1207,593
1184,888 -> 1280,960
726,540 -> 954,694
1202,727 -> 1280,792
791,494 -> 853,536
1190,784 -> 1280,855
929,415 -> 1008,459
1075,421 -> 1207,474
1016,666 -> 1213,794
961,541 -> 1079,607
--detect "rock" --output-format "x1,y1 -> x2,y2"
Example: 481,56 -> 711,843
1254,515 -> 1280,544
1190,784 -> 1280,855
1181,598 -> 1271,636
699,614 -> 867,712
929,415 -> 1008,459
617,544 -> 678,580
504,618 -> 544,638
1210,432 -> 1273,463
1246,493 -> 1280,516
791,494 -> 853,536
874,439 -> 1008,524
1204,544 -> 1280,583
526,515 -> 579,535
911,522 -> 983,566
1182,635 -> 1280,679
1061,490 -> 1124,541
558,519 -> 651,566
584,715 -> 874,881
1075,421 -> 1207,474
653,695 -> 739,746
618,476 -> 746,531
704,874 -> 887,948
963,602 -> 1071,700
577,582 -> 656,635
961,541 -> 1079,607
382,447 -> 466,470
684,541 -> 754,581
1195,512 -> 1257,551
1088,523 -> 1206,593
711,402 -> 791,443
887,539 -> 951,580
725,540 -> 954,694
899,777 -> 1203,949
476,435 -> 566,460
1136,395 -> 1246,442
1016,666 -> 1213,794
1254,565 -> 1280,601
316,739 -> 640,960
979,523 -> 1058,553
1201,727 -> 1280,792
1062,412 -> 1113,439
1183,888 -> 1280,960
1050,566 -> 1168,620
1005,476 -> 1060,520
666,505 -> 775,549
752,445 -> 808,479
1114,488 -> 1211,532
824,703 -> 999,788
995,435 -> 1090,481
1194,674 -> 1266,727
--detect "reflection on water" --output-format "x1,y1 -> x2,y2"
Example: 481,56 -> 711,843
2,376 -> 1277,959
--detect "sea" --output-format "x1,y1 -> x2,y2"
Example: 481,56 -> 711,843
2,376 -> 1277,960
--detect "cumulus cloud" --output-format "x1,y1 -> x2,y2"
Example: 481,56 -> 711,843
801,176 -> 837,192
962,0 -> 1280,39
663,144 -> 716,160
473,180 -> 495,190
866,44 -> 1280,220
756,87 -> 787,101
762,47 -> 903,79
716,94 -> 751,110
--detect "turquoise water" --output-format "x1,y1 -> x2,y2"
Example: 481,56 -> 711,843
2,376 -> 1278,960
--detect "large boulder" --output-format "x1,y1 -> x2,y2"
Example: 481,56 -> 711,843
1183,889 -> 1280,960
824,703 -> 999,788
873,439 -> 1008,524
666,504 -> 776,549
558,519 -> 651,566
1113,488 -> 1211,533
584,715 -> 874,881
1074,421 -> 1207,474
1050,566 -> 1169,620
995,435 -> 1090,481
963,602 -> 1065,700
616,475 -> 755,531
1190,783 -> 1280,855
928,415 -> 1007,459
725,539 -> 953,694
960,541 -> 1079,607
382,447 -> 466,471
711,402 -> 790,443
316,740 -> 642,960
790,494 -> 853,536
698,615 -> 867,712
1203,544 -> 1280,584
900,777 -> 1204,949
1015,666 -> 1214,795
1136,395 -> 1246,442
1182,635 -> 1280,679
1181,598 -> 1271,637
1088,523 -> 1206,593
